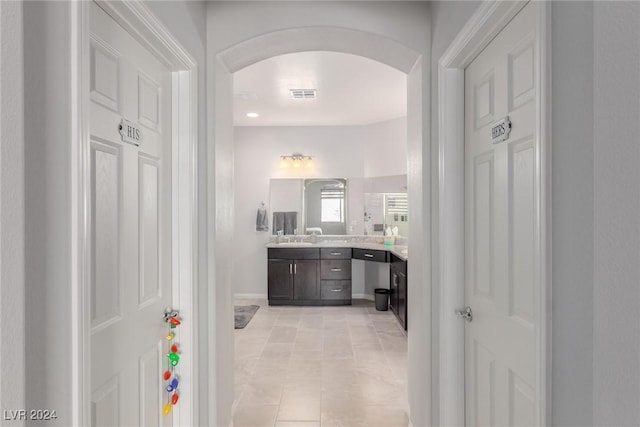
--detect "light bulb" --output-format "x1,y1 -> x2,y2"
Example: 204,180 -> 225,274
306,157 -> 313,168
293,159 -> 301,168
280,157 -> 289,168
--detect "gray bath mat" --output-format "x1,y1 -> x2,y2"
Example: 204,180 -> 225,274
234,305 -> 260,329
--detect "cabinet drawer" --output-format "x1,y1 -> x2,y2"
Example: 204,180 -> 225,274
320,247 -> 352,259
321,280 -> 351,300
352,248 -> 388,263
268,248 -> 319,260
320,259 -> 351,280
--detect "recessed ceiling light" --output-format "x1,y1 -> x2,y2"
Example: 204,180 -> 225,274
246,112 -> 260,118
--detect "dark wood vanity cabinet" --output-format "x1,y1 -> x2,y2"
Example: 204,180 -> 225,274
389,254 -> 407,330
268,247 -> 351,305
268,248 -> 320,304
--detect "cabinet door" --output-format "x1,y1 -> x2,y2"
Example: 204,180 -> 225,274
397,271 -> 407,330
293,260 -> 319,300
390,268 -> 399,314
268,259 -> 293,300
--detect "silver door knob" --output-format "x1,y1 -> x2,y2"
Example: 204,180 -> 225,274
455,306 -> 473,322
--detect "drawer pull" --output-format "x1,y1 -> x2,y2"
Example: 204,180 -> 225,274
330,252 -> 342,256
330,288 -> 342,292
364,253 -> 374,258
330,268 -> 342,272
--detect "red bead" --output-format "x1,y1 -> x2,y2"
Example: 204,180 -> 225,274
171,393 -> 179,405
171,344 -> 178,353
163,370 -> 171,381
169,317 -> 181,326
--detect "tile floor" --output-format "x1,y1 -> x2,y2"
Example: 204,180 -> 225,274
233,298 -> 409,427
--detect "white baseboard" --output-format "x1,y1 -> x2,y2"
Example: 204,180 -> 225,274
352,293 -> 375,301
236,293 -> 374,301
234,293 -> 268,300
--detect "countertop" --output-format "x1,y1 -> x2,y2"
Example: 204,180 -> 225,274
265,240 -> 408,261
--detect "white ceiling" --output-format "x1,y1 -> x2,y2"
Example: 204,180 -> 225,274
233,51 -> 407,127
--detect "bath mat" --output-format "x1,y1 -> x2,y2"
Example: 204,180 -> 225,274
234,305 -> 260,329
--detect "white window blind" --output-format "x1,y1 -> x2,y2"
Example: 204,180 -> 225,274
385,193 -> 408,214
321,186 -> 345,222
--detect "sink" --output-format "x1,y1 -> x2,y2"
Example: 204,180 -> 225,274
277,242 -> 314,246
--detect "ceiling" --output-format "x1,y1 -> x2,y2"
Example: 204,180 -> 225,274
233,51 -> 407,127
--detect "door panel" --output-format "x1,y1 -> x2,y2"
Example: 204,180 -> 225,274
464,2 -> 538,425
89,2 -> 172,426
268,259 -> 294,300
294,260 -> 320,300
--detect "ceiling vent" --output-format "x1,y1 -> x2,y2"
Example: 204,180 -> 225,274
290,89 -> 317,99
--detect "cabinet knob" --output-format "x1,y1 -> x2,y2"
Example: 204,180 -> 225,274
364,253 -> 374,258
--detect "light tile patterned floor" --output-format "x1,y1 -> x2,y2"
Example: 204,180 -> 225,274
234,299 -> 409,427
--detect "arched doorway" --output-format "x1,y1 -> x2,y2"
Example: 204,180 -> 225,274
206,25 -> 431,426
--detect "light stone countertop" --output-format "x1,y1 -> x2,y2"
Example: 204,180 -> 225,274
265,240 -> 408,261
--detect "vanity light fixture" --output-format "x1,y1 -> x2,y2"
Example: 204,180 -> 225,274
280,153 -> 314,169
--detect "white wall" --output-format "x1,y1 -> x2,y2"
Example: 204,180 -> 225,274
23,3 -> 74,422
364,117 -> 407,177
593,2 -> 640,425
0,1 -> 25,421
233,122 -> 405,297
551,2 -> 595,425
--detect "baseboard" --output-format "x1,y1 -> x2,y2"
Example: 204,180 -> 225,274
234,293 -> 268,299
236,293 -> 374,301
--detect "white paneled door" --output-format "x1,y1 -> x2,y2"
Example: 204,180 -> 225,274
464,3 -> 539,426
89,2 -> 172,426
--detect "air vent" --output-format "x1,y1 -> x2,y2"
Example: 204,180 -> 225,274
290,89 -> 317,99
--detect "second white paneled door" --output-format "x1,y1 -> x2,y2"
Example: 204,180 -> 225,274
89,2 -> 173,426
464,2 -> 539,426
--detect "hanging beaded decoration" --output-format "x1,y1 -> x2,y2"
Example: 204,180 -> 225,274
163,309 -> 182,416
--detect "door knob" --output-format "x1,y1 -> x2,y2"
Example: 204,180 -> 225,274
455,306 -> 473,322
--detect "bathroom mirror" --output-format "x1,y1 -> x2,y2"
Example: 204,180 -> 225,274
303,178 -> 348,235
361,174 -> 408,236
269,174 -> 407,236
364,192 -> 408,236
268,178 -> 348,235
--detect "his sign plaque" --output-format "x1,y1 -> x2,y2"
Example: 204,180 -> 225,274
119,119 -> 143,146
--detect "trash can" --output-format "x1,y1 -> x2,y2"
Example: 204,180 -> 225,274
374,288 -> 390,311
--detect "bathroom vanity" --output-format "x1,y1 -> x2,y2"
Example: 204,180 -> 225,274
266,241 -> 408,330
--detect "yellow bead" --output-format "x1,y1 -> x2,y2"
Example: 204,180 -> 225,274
163,402 -> 172,416
165,332 -> 175,341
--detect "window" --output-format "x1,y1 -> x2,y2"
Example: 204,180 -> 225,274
321,186 -> 345,222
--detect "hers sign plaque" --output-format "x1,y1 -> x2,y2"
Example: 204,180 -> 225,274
491,116 -> 511,144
